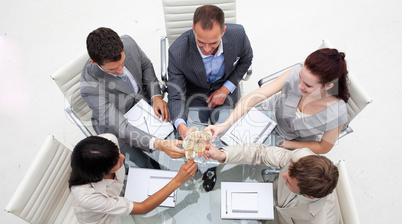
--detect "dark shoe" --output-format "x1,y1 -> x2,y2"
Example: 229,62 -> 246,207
202,166 -> 217,192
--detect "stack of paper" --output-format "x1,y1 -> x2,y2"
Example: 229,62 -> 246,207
124,99 -> 174,139
125,167 -> 178,207
221,108 -> 277,146
221,182 -> 274,220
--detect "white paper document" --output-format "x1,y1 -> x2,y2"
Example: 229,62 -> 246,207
221,108 -> 277,146
221,182 -> 274,220
231,192 -> 259,213
125,167 -> 178,207
124,99 -> 174,139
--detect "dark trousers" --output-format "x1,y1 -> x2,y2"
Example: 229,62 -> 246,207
187,87 -> 240,124
122,144 -> 160,169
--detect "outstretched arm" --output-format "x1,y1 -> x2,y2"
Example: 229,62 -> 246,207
130,161 -> 197,214
280,125 -> 343,154
208,68 -> 292,139
154,139 -> 185,159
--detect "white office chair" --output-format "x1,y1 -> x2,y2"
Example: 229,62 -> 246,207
5,135 -> 78,224
160,0 -> 252,96
51,51 -> 96,137
258,39 -> 373,139
335,160 -> 360,224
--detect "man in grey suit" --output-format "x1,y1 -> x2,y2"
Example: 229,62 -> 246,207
205,143 -> 340,224
167,5 -> 253,138
81,27 -> 184,168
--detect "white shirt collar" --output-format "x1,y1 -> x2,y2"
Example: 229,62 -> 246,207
97,65 -> 125,77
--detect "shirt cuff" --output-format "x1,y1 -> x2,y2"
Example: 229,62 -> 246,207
174,119 -> 187,130
151,94 -> 162,100
223,81 -> 236,93
220,149 -> 229,164
149,137 -> 156,151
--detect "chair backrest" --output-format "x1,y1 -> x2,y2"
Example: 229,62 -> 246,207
5,135 -> 78,224
335,160 -> 360,224
51,51 -> 96,135
162,0 -> 237,45
318,39 -> 372,130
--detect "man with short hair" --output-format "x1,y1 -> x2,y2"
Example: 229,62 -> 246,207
81,27 -> 184,168
167,5 -> 253,138
205,143 -> 340,224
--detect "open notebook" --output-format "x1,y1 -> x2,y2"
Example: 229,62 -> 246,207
124,99 -> 174,139
221,108 -> 277,146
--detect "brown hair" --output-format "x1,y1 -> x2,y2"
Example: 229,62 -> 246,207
288,155 -> 339,198
86,27 -> 124,65
304,48 -> 350,103
193,5 -> 225,31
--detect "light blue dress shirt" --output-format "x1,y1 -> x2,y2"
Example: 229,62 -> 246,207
174,41 -> 236,129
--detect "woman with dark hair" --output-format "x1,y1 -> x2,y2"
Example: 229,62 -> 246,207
209,48 -> 350,154
69,133 -> 197,224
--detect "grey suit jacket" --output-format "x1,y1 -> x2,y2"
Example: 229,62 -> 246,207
167,24 -> 253,123
80,35 -> 161,152
220,144 -> 340,224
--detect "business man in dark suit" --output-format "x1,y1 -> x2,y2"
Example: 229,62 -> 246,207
81,27 -> 184,168
167,5 -> 253,139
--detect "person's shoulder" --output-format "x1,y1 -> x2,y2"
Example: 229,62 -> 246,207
335,98 -> 348,118
170,29 -> 192,48
120,34 -> 135,43
81,60 -> 96,81
120,35 -> 141,50
70,182 -> 94,198
169,29 -> 193,57
98,133 -> 120,148
225,23 -> 246,34
290,148 -> 315,162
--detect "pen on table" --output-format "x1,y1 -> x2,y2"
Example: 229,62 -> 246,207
143,117 -> 150,134
226,190 -> 228,214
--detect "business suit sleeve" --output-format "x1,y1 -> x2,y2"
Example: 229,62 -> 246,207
167,47 -> 187,123
80,65 -> 153,152
121,35 -> 161,99
221,144 -> 313,168
224,24 -> 253,87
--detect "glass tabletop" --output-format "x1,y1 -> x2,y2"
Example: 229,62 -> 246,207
131,107 -> 276,224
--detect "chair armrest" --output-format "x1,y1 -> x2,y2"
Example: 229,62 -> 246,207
338,126 -> 353,140
258,63 -> 302,87
160,36 -> 168,83
242,66 -> 253,81
335,160 -> 360,224
65,106 -> 93,137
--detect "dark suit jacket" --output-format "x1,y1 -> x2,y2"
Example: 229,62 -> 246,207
80,35 -> 161,152
167,24 -> 253,123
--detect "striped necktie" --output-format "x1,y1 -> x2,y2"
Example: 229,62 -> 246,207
119,73 -> 136,93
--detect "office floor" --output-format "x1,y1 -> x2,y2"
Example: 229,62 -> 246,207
1,0 -> 401,223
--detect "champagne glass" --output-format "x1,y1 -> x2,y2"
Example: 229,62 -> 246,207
182,137 -> 195,150
185,149 -> 196,161
189,126 -> 199,135
201,127 -> 213,142
194,140 -> 207,166
190,130 -> 201,139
